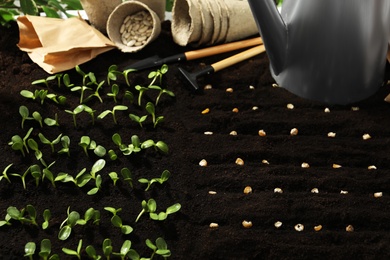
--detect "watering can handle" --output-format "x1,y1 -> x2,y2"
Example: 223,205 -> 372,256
185,37 -> 263,60
211,45 -> 266,72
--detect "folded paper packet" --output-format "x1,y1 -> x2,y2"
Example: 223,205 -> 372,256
17,15 -> 116,74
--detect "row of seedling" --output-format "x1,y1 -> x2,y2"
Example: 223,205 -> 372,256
24,237 -> 171,260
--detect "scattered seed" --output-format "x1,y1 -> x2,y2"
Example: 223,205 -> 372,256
204,84 -> 212,90
368,165 -> 377,170
235,158 -> 244,166
311,188 -> 319,194
258,129 -> 266,136
287,103 -> 294,109
362,133 -> 371,140
333,164 -> 342,169
209,223 -> 219,228
249,85 -> 255,90
243,186 -> 252,194
374,192 -> 383,198
230,131 -> 238,136
274,221 -> 283,228
351,106 -> 360,111
301,162 -> 310,168
324,107 -> 330,113
208,191 -> 217,195
226,87 -> 233,93
232,108 -> 239,113
290,128 -> 298,136
204,131 -> 213,135
201,108 -> 210,114
346,225 -> 354,232
262,159 -> 270,164
272,83 -> 279,88
199,159 -> 208,167
314,225 -> 323,232
328,132 -> 336,138
294,224 -> 304,232
274,187 -> 283,193
242,220 -> 253,228
252,106 -> 259,110
340,190 -> 348,194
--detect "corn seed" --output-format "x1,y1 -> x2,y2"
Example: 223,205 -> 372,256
328,132 -> 336,137
230,131 -> 238,136
295,224 -> 304,232
209,223 -> 219,228
362,133 -> 371,140
232,108 -> 239,113
274,221 -> 283,228
374,192 -> 383,198
324,107 -> 330,113
333,164 -> 342,169
201,108 -> 210,114
235,158 -> 244,166
368,165 -> 377,170
199,159 -> 207,167
287,103 -> 294,109
346,225 -> 354,232
301,162 -> 310,168
242,220 -> 253,228
311,188 -> 319,194
258,130 -> 266,136
340,190 -> 348,194
226,87 -> 233,92
290,128 -> 298,136
208,191 -> 217,195
243,186 -> 252,194
314,225 -> 322,231
274,187 -> 283,193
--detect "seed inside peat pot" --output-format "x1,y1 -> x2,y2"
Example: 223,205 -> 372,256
120,11 -> 153,47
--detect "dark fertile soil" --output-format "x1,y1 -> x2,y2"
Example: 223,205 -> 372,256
1,20 -> 390,260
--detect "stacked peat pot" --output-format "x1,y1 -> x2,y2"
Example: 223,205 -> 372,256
171,0 -> 259,46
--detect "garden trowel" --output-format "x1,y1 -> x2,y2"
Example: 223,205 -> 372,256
179,44 -> 266,91
123,37 -> 263,71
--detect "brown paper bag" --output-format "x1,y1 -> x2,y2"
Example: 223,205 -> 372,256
17,15 -> 116,74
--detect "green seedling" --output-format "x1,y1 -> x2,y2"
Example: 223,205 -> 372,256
90,159 -> 106,180
58,207 -> 84,240
62,239 -> 83,260
7,204 -> 38,226
107,83 -> 119,103
42,160 -> 56,187
135,85 -> 148,106
104,207 -> 133,235
71,85 -> 92,104
79,135 -> 91,155
107,64 -> 123,85
87,174 -> 102,195
0,214 -> 12,227
85,80 -> 105,103
129,113 -> 148,128
39,238 -> 59,260
112,133 -> 142,155
63,73 -> 74,88
38,133 -> 62,153
145,237 -> 171,259
149,202 -> 181,221
11,165 -> 31,189
9,134 -> 26,156
135,199 -> 156,223
24,241 -> 36,260
30,164 -> 42,187
86,245 -> 102,260
32,111 -> 43,127
148,64 -> 168,87
141,139 -> 169,154
44,113 -> 60,126
83,207 -> 100,225
75,65 -> 97,86
108,172 -> 119,186
82,104 -> 96,125
78,135 -> 106,156
1,163 -> 13,183
65,104 -> 85,128
58,135 -> 70,156
113,240 -> 133,260
42,209 -> 51,230
138,170 -> 171,191
98,105 -> 128,124
123,68 -> 137,86
124,90 -> 134,104
120,167 -> 133,188
145,102 -> 164,128
27,138 -> 43,160
19,105 -> 32,129
108,149 -> 117,160
32,75 -> 57,87
102,238 -> 113,259
148,85 -> 175,106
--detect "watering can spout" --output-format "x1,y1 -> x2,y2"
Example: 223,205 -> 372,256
248,0 -> 287,75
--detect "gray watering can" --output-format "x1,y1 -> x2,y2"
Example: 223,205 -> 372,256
247,0 -> 390,104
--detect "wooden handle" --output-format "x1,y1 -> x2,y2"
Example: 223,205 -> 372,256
211,45 -> 266,72
184,37 -> 263,61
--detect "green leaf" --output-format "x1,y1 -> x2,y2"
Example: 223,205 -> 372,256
111,215 -> 122,228
167,203 -> 181,215
121,225 -> 133,234
58,225 -> 72,240
24,241 -> 36,256
120,240 -> 131,256
42,6 -> 60,18
20,0 -> 38,15
39,239 -> 52,258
